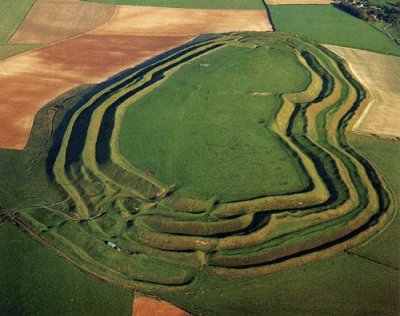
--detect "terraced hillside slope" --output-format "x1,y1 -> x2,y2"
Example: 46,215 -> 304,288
0,5 -> 270,150
326,45 -> 400,139
0,33 -> 395,305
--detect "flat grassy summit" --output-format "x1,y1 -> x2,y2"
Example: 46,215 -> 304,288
120,43 -> 311,201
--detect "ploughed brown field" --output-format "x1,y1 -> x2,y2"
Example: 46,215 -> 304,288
133,295 -> 192,316
0,34 -> 191,149
0,5 -> 271,150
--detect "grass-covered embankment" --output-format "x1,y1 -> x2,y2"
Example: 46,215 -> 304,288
0,32 -> 397,314
120,42 -> 311,201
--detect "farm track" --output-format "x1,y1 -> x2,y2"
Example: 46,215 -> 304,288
6,33 -> 396,289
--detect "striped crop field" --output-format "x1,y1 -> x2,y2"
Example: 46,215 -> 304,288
0,32 -> 397,312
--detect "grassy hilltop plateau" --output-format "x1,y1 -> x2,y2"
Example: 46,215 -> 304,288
0,0 -> 399,315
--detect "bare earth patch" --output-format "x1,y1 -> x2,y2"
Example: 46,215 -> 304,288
0,5 -> 271,150
92,5 -> 272,36
133,294 -> 192,316
0,35 -> 191,149
265,0 -> 332,5
327,45 -> 400,139
10,0 -> 115,44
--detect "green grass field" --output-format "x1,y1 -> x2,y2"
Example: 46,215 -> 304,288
84,0 -> 264,9
0,0 -> 36,42
0,32 -> 398,315
160,252 -> 399,315
269,5 -> 400,56
0,0 -> 39,60
0,221 -> 133,316
372,21 -> 400,43
350,135 -> 400,270
367,0 -> 398,7
0,43 -> 41,60
156,129 -> 400,316
120,44 -> 310,201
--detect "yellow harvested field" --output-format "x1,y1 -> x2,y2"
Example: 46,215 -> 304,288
327,45 -> 400,139
91,5 -> 272,36
265,0 -> 332,4
0,5 -> 271,150
10,0 -> 114,44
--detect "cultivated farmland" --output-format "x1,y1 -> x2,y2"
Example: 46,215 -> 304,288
0,5 -> 270,150
84,0 -> 265,9
266,0 -> 332,4
90,6 -> 271,36
10,0 -> 115,44
0,1 -> 399,315
326,45 -> 400,139
0,33 -> 395,303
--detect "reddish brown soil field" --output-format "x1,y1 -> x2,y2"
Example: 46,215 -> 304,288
0,5 -> 271,150
0,34 -> 192,149
133,295 -> 192,316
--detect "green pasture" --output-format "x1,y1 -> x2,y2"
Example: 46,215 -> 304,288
84,0 -> 264,9
367,0 -> 399,7
0,32 -> 398,315
0,0 -> 40,60
158,136 -> 400,316
0,221 -> 133,316
269,5 -> 400,56
120,44 -> 310,201
372,21 -> 400,43
351,135 -> 400,270
0,44 -> 41,60
160,252 -> 398,315
0,0 -> 35,42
